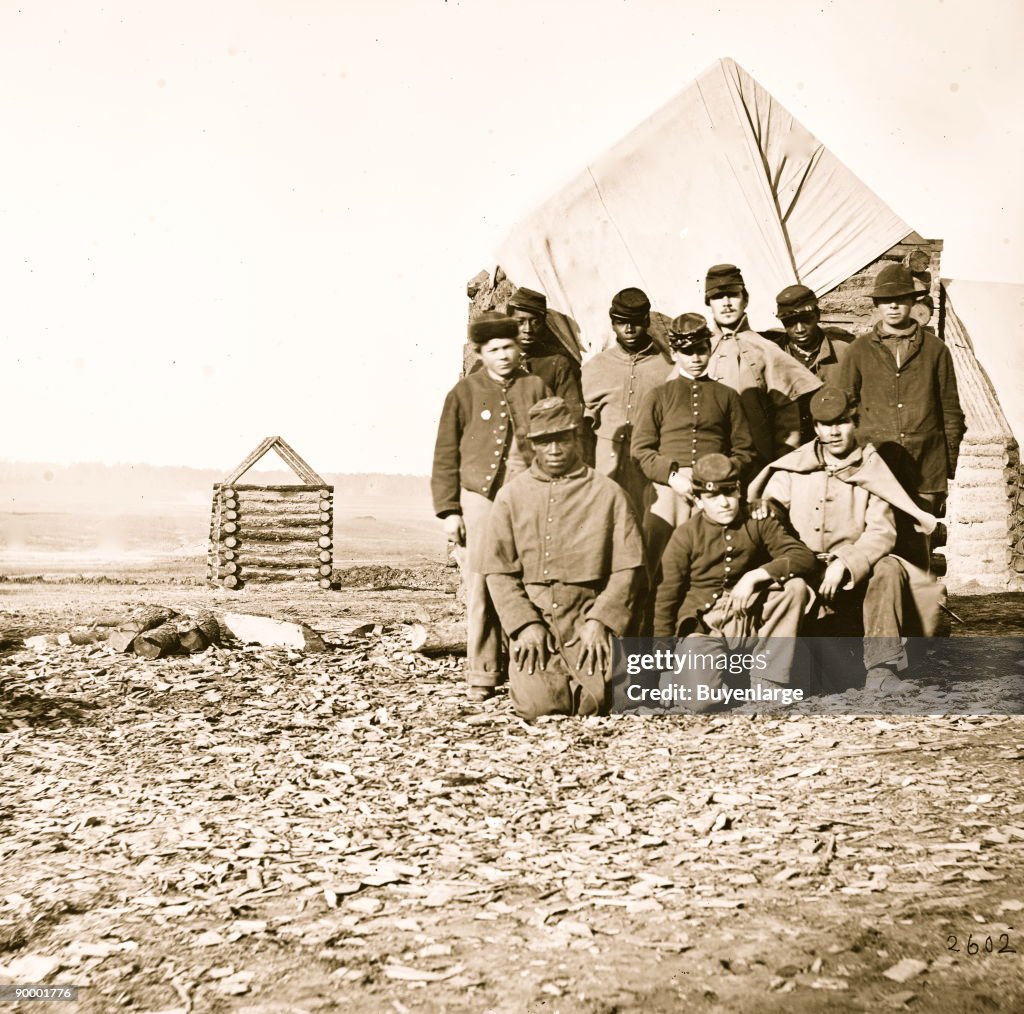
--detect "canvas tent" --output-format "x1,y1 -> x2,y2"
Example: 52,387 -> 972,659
493,57 -> 912,354
470,57 -> 1023,590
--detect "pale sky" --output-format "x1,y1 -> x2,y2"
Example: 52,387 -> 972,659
2,0 -> 1021,476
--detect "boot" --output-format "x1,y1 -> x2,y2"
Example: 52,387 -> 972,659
864,666 -> 916,696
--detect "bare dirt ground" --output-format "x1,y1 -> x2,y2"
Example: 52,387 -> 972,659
2,574 -> 1024,1013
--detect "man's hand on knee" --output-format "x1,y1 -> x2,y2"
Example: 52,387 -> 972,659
818,558 -> 849,604
729,568 -> 771,615
566,618 -> 611,679
512,622 -> 556,674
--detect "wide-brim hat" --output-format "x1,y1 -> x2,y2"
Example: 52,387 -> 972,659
871,264 -> 918,300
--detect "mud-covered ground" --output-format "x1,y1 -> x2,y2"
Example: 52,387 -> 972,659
1,578 -> 1024,1012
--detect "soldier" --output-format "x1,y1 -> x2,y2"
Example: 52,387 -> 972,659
506,286 -> 585,425
653,453 -> 818,709
839,264 -> 965,568
749,387 -> 944,695
431,311 -> 551,702
701,264 -> 822,470
773,284 -> 853,443
631,313 -> 756,630
581,286 -> 673,517
482,397 -> 645,719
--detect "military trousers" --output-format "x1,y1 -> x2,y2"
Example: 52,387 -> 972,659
508,582 -> 610,721
657,579 -> 813,712
640,482 -> 697,636
461,490 -> 506,691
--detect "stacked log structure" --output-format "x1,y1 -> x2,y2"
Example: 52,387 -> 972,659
208,484 -> 334,590
207,436 -> 335,590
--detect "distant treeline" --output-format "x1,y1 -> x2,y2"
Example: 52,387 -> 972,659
0,461 -> 429,504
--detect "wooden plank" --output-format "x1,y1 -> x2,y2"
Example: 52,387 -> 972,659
272,436 -> 327,485
235,569 -> 320,582
231,555 -> 320,569
233,484 -> 327,494
238,512 -> 327,526
223,436 -> 277,485
232,530 -> 324,544
234,512 -> 327,528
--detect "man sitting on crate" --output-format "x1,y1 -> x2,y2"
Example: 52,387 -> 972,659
481,396 -> 645,719
748,386 -> 945,695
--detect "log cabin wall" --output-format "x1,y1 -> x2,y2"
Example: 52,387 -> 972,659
208,483 -> 334,590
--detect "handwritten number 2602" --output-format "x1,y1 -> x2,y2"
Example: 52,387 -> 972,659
946,933 -> 1016,954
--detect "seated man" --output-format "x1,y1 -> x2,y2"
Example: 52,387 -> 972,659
654,453 -> 818,711
748,386 -> 944,695
482,397 -> 645,719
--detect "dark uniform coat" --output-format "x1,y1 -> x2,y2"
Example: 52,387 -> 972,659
431,368 -> 550,516
631,374 -> 757,484
839,322 -> 965,495
654,510 -> 817,637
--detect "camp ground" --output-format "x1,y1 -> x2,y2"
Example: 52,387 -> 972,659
4,15 -> 1024,1014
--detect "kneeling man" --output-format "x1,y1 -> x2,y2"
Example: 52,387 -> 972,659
482,397 -> 645,719
654,453 -> 818,709
749,386 -> 943,694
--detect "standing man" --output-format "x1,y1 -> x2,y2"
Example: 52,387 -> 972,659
749,387 -> 944,695
582,287 -> 673,517
653,453 -> 818,708
702,264 -> 822,470
482,397 -> 645,719
773,284 -> 853,443
506,286 -> 585,426
432,311 -> 551,702
839,264 -> 965,568
631,313 -> 756,631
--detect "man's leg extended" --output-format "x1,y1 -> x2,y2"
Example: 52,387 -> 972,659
862,556 -> 909,671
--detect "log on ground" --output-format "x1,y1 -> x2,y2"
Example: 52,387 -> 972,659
134,622 -> 183,660
408,619 -> 467,656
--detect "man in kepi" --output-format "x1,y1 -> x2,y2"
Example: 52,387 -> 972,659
749,386 -> 944,695
631,313 -> 756,629
773,284 -> 852,443
702,264 -> 822,470
582,287 -> 673,518
653,453 -> 817,709
839,263 -> 965,568
507,286 -> 585,426
431,311 -> 551,702
481,397 -> 645,719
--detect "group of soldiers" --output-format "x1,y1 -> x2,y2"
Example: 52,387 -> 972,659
431,262 -> 965,718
